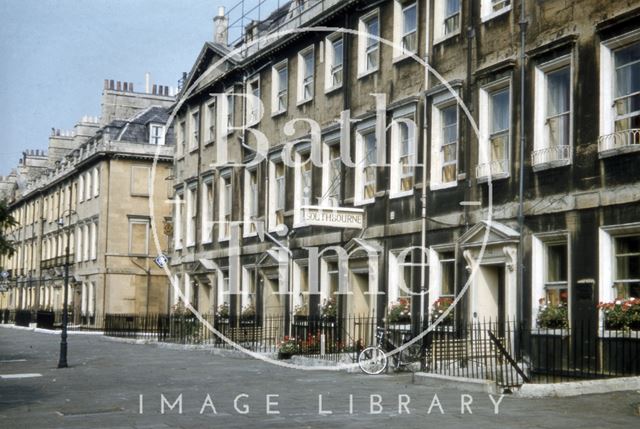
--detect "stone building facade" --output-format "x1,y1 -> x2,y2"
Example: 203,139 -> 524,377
165,0 -> 640,334
0,80 -> 177,325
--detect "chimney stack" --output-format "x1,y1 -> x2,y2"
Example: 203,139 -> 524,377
213,6 -> 228,46
145,72 -> 150,94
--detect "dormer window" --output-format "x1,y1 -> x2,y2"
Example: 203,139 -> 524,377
149,124 -> 166,145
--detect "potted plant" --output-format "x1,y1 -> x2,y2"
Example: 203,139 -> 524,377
387,298 -> 411,324
430,297 -> 454,326
536,301 -> 568,330
599,298 -> 640,331
240,304 -> 256,324
277,336 -> 299,359
320,297 -> 337,322
216,302 -> 230,320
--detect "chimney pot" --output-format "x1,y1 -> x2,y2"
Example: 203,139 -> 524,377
109,79 -> 115,90
123,82 -> 128,92
116,81 -> 122,91
152,84 -> 157,95
129,82 -> 134,92
104,79 -> 109,90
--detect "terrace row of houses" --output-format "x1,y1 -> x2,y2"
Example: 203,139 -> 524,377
1,0 -> 640,332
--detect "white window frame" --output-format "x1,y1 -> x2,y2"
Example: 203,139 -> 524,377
268,158 -> 286,232
427,246 -> 456,311
325,33 -> 344,93
149,123 -> 166,146
390,106 -> 417,198
297,46 -> 315,105
354,122 -> 377,206
293,149 -> 312,226
201,178 -> 214,244
393,1 -> 418,60
531,233 -> 571,329
90,221 -> 97,260
177,120 -> 186,157
533,55 -> 573,170
480,0 -> 512,23
434,0 -> 461,44
83,223 -> 90,261
246,76 -> 262,126
205,99 -> 217,144
599,30 -> 640,156
186,185 -> 197,247
430,96 -> 459,190
84,171 -> 92,201
271,60 -> 288,116
478,78 -> 512,181
243,168 -> 259,237
189,108 -> 200,151
219,174 -> 232,241
357,9 -> 380,77
174,193 -> 184,250
92,167 -> 100,197
321,133 -> 341,207
224,88 -> 235,135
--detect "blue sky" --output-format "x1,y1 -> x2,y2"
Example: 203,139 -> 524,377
0,0 -> 283,176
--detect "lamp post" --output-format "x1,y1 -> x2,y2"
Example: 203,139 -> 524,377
57,209 -> 76,369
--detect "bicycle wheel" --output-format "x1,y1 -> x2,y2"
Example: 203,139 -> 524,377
358,346 -> 388,375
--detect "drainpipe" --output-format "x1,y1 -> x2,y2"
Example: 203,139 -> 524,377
419,1 -> 431,326
517,0 -> 528,326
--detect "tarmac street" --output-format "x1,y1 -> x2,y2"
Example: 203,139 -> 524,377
0,327 -> 638,428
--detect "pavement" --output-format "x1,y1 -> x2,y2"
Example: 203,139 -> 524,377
0,327 -> 638,428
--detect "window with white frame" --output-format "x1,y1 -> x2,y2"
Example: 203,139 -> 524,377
244,169 -> 259,235
224,90 -> 234,133
533,56 -> 572,167
205,100 -> 216,143
174,193 -> 184,250
84,171 -> 92,201
90,221 -> 97,260
355,125 -> 377,204
186,186 -> 197,247
201,179 -> 214,243
325,34 -> 344,91
76,227 -> 82,262
388,250 -> 415,305
321,135 -> 341,206
358,10 -> 380,76
272,60 -> 288,115
532,235 -> 569,327
435,0 -> 460,41
293,150 -> 312,225
297,46 -> 315,104
394,1 -> 418,58
178,121 -> 186,156
613,235 -> 640,300
219,175 -> 232,240
247,77 -> 261,126
83,223 -> 90,261
149,124 -> 166,145
129,218 -> 149,256
439,251 -> 456,297
430,101 -> 459,189
189,110 -> 200,150
478,81 -> 510,179
480,0 -> 511,21
92,167 -> 99,197
599,32 -> 640,152
268,160 -> 286,231
390,108 -> 417,196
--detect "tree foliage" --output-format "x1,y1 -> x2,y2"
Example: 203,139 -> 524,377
0,200 -> 17,258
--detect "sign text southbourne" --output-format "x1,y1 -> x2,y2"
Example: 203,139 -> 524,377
301,206 -> 364,229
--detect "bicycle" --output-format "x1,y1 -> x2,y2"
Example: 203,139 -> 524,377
358,326 -> 425,375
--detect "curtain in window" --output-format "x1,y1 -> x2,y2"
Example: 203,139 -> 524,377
546,67 -> 570,148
